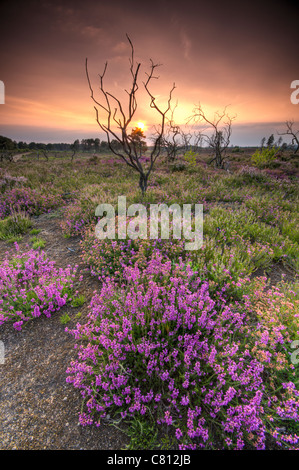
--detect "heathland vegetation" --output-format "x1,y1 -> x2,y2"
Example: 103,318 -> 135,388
0,144 -> 298,449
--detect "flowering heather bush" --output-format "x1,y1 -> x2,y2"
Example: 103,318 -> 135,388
80,220 -> 188,280
59,184 -> 114,238
60,198 -> 98,238
66,258 -> 299,450
0,186 -> 64,219
0,245 -> 78,330
0,171 -> 27,192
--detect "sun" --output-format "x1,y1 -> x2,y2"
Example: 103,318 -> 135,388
137,121 -> 145,130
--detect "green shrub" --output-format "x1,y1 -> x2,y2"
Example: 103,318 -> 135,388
183,150 -> 197,167
30,236 -> 46,249
29,228 -> 41,235
251,147 -> 279,168
0,210 -> 32,241
71,294 -> 86,307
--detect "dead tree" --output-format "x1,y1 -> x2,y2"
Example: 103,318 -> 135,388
86,34 -> 175,195
277,120 -> 299,154
161,102 -> 203,162
188,104 -> 235,168
40,148 -> 49,161
161,105 -> 184,162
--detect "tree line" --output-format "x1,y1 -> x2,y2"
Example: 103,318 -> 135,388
0,136 -> 118,152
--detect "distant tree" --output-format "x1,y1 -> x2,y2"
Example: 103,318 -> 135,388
100,140 -> 109,152
266,134 -> 275,148
80,139 -> 88,151
94,138 -> 100,152
70,140 -> 79,161
277,120 -> 299,154
188,104 -> 235,168
110,139 -> 123,151
73,139 -> 80,151
86,138 -> 95,152
0,135 -> 16,150
260,137 -> 266,149
129,127 -> 148,157
0,136 -> 16,162
40,144 -> 49,161
17,141 -> 27,150
276,136 -> 283,148
86,34 -> 175,194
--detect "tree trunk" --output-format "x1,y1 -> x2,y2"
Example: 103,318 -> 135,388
139,173 -> 148,196
215,147 -> 223,168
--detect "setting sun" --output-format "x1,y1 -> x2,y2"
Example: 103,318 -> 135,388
137,122 -> 145,130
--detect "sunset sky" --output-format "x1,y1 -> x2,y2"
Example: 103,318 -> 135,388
0,0 -> 298,146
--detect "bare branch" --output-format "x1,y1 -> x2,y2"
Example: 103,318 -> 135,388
188,103 -> 236,168
277,120 -> 299,154
86,35 -> 175,193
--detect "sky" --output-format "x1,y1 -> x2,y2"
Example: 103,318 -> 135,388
0,0 -> 299,146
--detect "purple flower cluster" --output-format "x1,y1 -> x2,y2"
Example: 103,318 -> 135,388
0,186 -> 64,219
80,223 -> 189,280
0,244 -> 78,330
0,171 -> 27,191
60,199 -> 98,238
66,257 -> 299,449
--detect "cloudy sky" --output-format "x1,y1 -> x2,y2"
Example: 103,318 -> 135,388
0,0 -> 298,146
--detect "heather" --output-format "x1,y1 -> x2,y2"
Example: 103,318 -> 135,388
66,258 -> 299,450
0,185 -> 64,219
0,151 -> 298,450
80,217 -> 189,280
0,245 -> 78,330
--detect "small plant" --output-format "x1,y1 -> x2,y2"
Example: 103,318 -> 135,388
251,146 -> 280,168
125,417 -> 158,450
71,294 -> 86,308
183,150 -> 197,167
60,313 -> 71,325
0,210 -> 32,241
29,228 -> 41,235
30,236 -> 46,249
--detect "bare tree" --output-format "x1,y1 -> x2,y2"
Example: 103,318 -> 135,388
188,104 -> 235,168
277,120 -> 299,154
86,34 -> 175,195
160,104 -> 184,162
160,102 -> 203,164
40,146 -> 49,161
